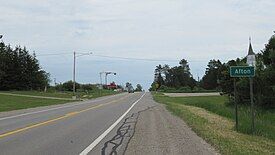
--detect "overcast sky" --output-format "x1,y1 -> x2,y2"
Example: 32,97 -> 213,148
1,0 -> 275,89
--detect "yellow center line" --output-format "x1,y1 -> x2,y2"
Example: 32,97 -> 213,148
0,95 -> 130,139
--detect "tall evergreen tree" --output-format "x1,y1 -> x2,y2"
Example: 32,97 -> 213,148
201,59 -> 222,90
0,42 -> 50,90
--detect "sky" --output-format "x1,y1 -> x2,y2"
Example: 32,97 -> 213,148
1,0 -> 275,90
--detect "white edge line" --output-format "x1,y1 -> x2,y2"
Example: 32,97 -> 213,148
79,93 -> 146,155
0,93 -> 125,121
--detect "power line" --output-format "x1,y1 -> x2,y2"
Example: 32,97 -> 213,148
93,54 -> 179,62
34,52 -> 180,62
34,51 -> 223,63
93,54 -> 215,63
36,52 -> 72,56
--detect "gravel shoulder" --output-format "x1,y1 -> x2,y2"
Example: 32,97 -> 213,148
125,100 -> 218,155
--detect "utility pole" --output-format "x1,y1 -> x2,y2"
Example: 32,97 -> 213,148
100,72 -> 103,87
99,72 -> 103,96
73,51 -> 76,97
99,71 -> 117,89
103,72 -> 117,85
105,74 -> 108,86
72,51 -> 92,99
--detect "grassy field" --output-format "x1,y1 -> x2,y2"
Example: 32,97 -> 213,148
0,94 -> 72,112
0,89 -> 118,99
153,93 -> 275,155
0,90 -> 119,112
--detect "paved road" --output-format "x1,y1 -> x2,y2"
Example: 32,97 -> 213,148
0,92 -> 217,155
0,92 -> 147,155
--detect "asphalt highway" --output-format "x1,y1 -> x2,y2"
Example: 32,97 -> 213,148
0,92 -> 148,155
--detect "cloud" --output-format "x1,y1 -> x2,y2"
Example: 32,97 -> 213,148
1,0 -> 275,89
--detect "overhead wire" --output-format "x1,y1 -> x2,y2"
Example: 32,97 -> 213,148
92,54 -> 179,62
34,52 -> 218,63
35,52 -> 72,56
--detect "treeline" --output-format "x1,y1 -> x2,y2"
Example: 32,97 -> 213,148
54,81 -> 125,92
125,82 -> 143,92
150,59 -> 197,92
0,42 -> 50,91
150,33 -> 275,108
201,34 -> 275,108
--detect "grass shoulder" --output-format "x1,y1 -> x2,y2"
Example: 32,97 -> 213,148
0,94 -> 71,112
152,92 -> 275,155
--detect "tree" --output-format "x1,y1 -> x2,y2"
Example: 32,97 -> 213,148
150,59 -> 197,91
164,59 -> 196,89
179,59 -> 190,74
62,81 -> 80,91
149,82 -> 157,91
135,84 -> 142,91
258,34 -> 275,107
262,35 -> 275,66
125,82 -> 134,92
125,82 -> 131,88
0,42 -> 50,91
81,84 -> 95,91
165,66 -> 181,88
218,34 -> 275,108
154,65 -> 164,87
201,59 -> 222,90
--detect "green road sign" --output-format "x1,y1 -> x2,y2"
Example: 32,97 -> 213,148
230,66 -> 255,77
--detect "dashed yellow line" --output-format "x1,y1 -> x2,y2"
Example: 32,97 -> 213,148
0,95 -> 130,139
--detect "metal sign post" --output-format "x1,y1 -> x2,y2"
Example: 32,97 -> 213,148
234,78 -> 238,131
250,77 -> 255,133
230,66 -> 255,132
230,37 -> 257,134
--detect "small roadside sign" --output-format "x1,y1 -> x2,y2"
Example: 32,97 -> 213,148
230,66 -> 255,77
